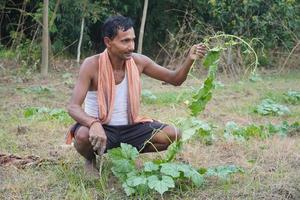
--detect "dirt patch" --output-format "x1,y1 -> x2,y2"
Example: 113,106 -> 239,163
0,153 -> 57,169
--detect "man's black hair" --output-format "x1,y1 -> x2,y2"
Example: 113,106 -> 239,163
102,16 -> 134,39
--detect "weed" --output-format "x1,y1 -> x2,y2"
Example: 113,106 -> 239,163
254,99 -> 290,116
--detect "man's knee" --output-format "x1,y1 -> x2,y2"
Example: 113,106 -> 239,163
162,125 -> 182,143
74,126 -> 90,145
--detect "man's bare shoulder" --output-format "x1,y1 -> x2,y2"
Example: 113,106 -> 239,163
80,54 -> 99,72
132,53 -> 152,70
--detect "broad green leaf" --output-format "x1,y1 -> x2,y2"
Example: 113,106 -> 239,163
111,159 -> 135,174
176,117 -> 213,143
147,175 -> 175,195
120,143 -> 139,160
160,163 -> 181,178
177,164 -> 204,187
126,175 -> 147,187
143,162 -> 159,172
202,48 -> 221,68
107,147 -> 125,161
122,182 -> 136,196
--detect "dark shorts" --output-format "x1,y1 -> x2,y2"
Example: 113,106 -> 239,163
71,121 -> 167,152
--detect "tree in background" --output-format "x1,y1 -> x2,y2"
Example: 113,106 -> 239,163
137,0 -> 148,54
41,0 -> 49,76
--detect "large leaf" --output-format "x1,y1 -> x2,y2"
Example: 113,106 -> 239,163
122,182 -> 136,196
120,143 -> 139,160
160,163 -> 181,178
143,161 -> 159,172
202,48 -> 221,68
126,175 -> 147,187
147,175 -> 175,195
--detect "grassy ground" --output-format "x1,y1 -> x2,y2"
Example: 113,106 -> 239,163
0,66 -> 299,199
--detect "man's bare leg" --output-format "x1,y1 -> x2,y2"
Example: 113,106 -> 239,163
142,125 -> 182,153
74,126 -> 99,177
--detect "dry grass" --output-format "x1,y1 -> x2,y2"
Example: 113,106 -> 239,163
0,67 -> 300,199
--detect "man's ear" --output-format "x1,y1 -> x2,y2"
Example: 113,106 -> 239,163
103,37 -> 112,48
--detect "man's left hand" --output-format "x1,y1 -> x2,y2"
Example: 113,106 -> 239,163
189,43 -> 207,60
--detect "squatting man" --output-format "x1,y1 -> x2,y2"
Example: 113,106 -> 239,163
66,15 -> 207,175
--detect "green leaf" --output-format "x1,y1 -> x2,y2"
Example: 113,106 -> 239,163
147,175 -> 175,195
120,143 -> 139,160
126,175 -> 147,187
163,140 -> 182,162
177,164 -> 204,186
160,163 -> 181,178
143,162 -> 159,172
176,117 -> 213,143
205,165 -> 244,180
122,182 -> 136,196
202,48 -> 221,68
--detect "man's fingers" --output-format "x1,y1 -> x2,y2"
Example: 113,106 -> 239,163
93,140 -> 101,151
89,136 -> 97,146
100,145 -> 106,155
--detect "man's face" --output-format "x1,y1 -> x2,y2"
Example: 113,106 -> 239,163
106,27 -> 135,60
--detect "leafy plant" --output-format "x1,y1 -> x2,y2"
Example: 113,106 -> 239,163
17,86 -> 54,94
188,47 -> 221,116
201,165 -> 244,180
23,106 -> 72,123
141,90 -> 157,104
107,143 -> 203,196
268,121 -> 300,137
254,99 -> 290,116
175,117 -> 214,145
224,121 -> 265,141
284,91 -> 300,104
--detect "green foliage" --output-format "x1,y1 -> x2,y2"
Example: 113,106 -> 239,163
224,121 -> 300,141
203,165 -> 244,180
141,90 -> 157,104
175,117 -> 214,145
268,121 -> 300,137
0,45 -> 15,59
284,91 -> 300,104
224,121 -> 266,141
189,47 -> 222,116
107,143 -> 204,196
254,99 -> 290,116
17,86 -> 54,94
23,106 -> 72,124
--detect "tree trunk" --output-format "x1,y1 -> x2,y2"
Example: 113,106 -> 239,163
137,0 -> 148,54
77,17 -> 85,65
49,0 -> 61,63
76,0 -> 88,66
41,0 -> 49,76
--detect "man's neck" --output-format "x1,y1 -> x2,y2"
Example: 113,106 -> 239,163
107,50 -> 125,71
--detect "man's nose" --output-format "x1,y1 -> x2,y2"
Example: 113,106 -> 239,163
129,41 -> 135,51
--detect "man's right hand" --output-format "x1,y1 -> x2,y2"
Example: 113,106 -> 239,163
88,122 -> 107,155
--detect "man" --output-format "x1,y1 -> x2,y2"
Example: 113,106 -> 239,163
66,15 -> 207,174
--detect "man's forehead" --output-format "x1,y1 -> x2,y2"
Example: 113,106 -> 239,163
116,27 -> 135,38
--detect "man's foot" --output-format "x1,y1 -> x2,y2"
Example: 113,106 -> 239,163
84,159 -> 100,179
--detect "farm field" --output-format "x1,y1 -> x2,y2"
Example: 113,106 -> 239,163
0,67 -> 300,200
